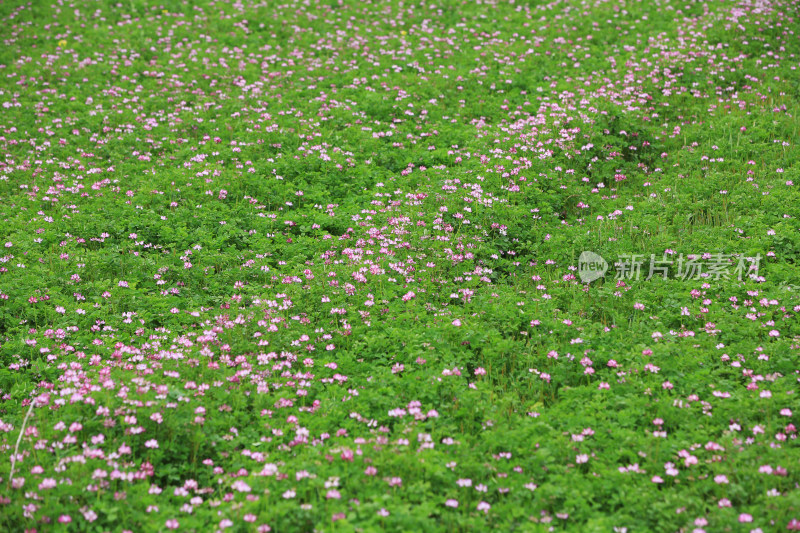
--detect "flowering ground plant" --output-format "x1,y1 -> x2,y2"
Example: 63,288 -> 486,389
0,0 -> 799,531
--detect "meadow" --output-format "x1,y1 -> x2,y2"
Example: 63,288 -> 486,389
0,0 -> 799,531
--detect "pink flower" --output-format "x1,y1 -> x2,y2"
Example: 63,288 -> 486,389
445,499 -> 459,508
739,514 -> 753,523
145,439 -> 159,449
452,319 -> 462,326
477,501 -> 490,513
232,480 -> 251,493
165,519 -> 179,530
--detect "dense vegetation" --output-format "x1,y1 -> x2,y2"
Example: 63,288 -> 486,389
1,0 -> 799,531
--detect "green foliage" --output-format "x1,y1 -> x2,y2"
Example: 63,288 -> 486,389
0,0 -> 799,531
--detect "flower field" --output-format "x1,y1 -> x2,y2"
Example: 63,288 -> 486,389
0,0 -> 799,530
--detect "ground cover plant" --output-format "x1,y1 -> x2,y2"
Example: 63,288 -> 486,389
0,0 -> 799,531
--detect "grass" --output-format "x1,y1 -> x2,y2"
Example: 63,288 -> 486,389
0,0 -> 799,531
